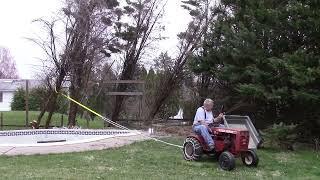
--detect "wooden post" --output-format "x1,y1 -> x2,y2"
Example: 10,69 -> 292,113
25,80 -> 29,128
60,114 -> 64,127
0,112 -> 3,130
141,82 -> 145,122
105,80 -> 145,127
86,119 -> 89,128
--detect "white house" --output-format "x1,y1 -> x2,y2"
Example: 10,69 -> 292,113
0,79 -> 43,111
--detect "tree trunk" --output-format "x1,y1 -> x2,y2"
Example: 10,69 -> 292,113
38,69 -> 66,128
68,101 -> 78,127
111,95 -> 124,121
44,101 -> 56,128
67,77 -> 81,127
37,94 -> 53,125
145,76 -> 178,121
111,60 -> 137,121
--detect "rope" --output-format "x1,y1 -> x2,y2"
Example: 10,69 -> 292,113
1,147 -> 15,155
55,88 -> 183,149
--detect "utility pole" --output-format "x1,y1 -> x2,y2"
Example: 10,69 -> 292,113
25,79 -> 29,128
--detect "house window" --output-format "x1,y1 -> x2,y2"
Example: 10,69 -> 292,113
0,92 -> 2,102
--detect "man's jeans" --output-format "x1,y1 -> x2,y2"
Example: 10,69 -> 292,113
192,124 -> 214,146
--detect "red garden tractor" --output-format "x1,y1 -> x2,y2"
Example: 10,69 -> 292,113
183,127 -> 259,171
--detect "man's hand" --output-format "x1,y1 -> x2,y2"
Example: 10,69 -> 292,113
214,113 -> 224,123
198,120 -> 212,132
198,120 -> 209,127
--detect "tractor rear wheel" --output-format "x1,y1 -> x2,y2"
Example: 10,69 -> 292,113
183,137 -> 203,161
218,151 -> 235,171
241,149 -> 259,167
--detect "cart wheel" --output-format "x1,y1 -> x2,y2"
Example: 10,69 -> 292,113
183,137 -> 203,161
218,151 -> 235,171
241,149 -> 259,167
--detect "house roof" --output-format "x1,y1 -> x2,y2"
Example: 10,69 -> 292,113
0,79 -> 44,92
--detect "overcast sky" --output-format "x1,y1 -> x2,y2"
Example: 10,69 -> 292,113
0,0 -> 190,79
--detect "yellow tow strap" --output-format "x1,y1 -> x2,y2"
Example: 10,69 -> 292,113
54,88 -> 183,148
57,90 -> 103,118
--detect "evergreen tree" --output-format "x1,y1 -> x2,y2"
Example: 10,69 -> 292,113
11,88 -> 26,110
190,0 -> 320,138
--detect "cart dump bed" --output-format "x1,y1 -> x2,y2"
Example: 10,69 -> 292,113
223,115 -> 262,149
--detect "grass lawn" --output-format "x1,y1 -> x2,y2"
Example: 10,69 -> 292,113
0,137 -> 319,180
0,111 -> 105,130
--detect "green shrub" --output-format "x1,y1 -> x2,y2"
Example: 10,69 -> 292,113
29,88 -> 44,111
261,122 -> 297,150
10,87 -> 67,112
56,93 -> 68,114
11,88 -> 45,111
11,88 -> 26,110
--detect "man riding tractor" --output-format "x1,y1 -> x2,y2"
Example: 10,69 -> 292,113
192,99 -> 224,151
183,98 -> 259,170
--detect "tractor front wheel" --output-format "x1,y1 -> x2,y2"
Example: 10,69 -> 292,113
183,137 -> 203,161
218,151 -> 235,171
241,149 -> 259,167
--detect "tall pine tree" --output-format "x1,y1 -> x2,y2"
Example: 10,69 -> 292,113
190,0 -> 320,139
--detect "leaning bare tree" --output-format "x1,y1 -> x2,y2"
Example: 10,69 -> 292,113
0,46 -> 19,79
65,0 -> 122,127
32,0 -> 122,128
145,0 -> 213,120
111,0 -> 166,121
29,19 -> 70,127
